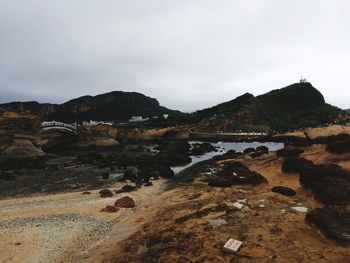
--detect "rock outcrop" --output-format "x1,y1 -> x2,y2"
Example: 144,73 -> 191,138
281,157 -> 314,173
114,196 -> 136,208
271,186 -> 296,196
0,110 -> 44,169
299,164 -> 350,205
306,207 -> 350,245
208,162 -> 267,187
276,146 -> 304,158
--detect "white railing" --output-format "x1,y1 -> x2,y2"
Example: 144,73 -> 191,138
41,121 -> 77,131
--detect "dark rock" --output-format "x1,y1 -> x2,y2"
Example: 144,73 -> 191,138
0,157 -> 46,170
249,150 -> 267,159
208,162 -> 267,187
99,189 -> 114,198
114,196 -> 136,208
144,182 -> 153,186
281,157 -> 314,173
271,186 -> 296,196
223,150 -> 236,157
81,191 -> 92,195
243,148 -> 255,154
102,173 -> 110,179
159,166 -> 175,178
326,136 -> 350,153
77,151 -> 104,164
306,207 -> 350,245
115,185 -> 138,194
190,142 -> 216,156
256,146 -> 269,154
276,146 -> 304,158
0,170 -> 16,181
299,164 -> 350,205
100,205 -> 119,213
313,133 -> 350,144
166,153 -> 192,167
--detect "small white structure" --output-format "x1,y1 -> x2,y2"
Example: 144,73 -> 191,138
129,116 -> 149,122
233,202 -> 244,210
223,239 -> 243,254
300,76 -> 307,83
163,114 -> 169,119
82,120 -> 113,126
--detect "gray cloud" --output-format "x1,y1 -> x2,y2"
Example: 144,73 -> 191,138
0,0 -> 349,111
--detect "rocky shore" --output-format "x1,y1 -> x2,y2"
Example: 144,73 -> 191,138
0,110 -> 349,263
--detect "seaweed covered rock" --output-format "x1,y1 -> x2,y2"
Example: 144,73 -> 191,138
306,207 -> 350,245
271,186 -> 296,196
299,164 -> 350,205
276,146 -> 304,158
281,157 -> 314,173
256,146 -> 269,154
243,148 -> 255,154
325,134 -> 350,153
190,142 -> 217,156
208,162 -> 267,187
249,150 -> 268,159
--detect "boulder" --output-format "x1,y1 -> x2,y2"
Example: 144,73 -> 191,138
276,146 -> 304,158
166,153 -> 192,167
243,148 -> 255,154
299,164 -> 350,205
271,186 -> 296,196
306,207 -> 350,245
326,135 -> 350,153
115,185 -> 138,194
256,146 -> 269,154
114,196 -> 136,208
190,142 -> 217,156
208,162 -> 267,187
249,150 -> 267,159
159,166 -> 175,178
281,157 -> 314,173
99,189 -> 114,198
100,205 -> 119,213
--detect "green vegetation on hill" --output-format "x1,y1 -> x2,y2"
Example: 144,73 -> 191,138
189,82 -> 342,132
0,91 -> 183,122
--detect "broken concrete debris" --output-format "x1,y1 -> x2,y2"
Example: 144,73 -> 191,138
223,239 -> 243,253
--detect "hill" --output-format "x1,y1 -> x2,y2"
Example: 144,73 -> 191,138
189,82 -> 342,132
0,91 -> 183,122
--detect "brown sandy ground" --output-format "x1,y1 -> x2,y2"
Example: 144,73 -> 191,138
82,145 -> 350,263
0,180 -> 167,263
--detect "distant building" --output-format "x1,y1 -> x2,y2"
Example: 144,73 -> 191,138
163,114 -> 169,119
82,120 -> 113,126
129,116 -> 149,122
300,76 -> 307,83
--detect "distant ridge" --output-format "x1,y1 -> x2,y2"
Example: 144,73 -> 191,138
189,82 -> 342,132
0,91 -> 183,122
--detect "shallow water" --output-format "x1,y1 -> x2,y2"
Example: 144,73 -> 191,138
172,141 -> 284,174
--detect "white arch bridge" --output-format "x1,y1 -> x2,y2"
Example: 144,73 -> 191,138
41,121 -> 78,133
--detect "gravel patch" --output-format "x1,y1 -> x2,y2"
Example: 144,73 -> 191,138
0,214 -> 111,263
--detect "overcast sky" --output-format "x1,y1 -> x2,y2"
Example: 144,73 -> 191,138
0,1 -> 349,112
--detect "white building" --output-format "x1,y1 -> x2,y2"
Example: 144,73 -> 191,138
129,116 -> 149,122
